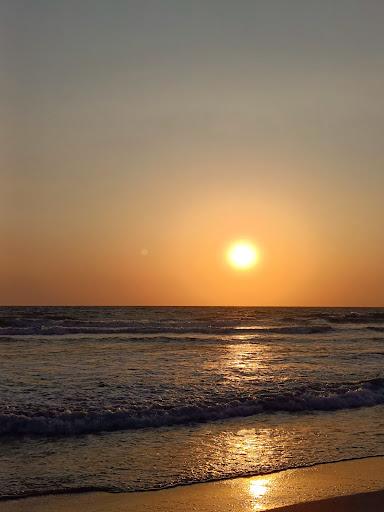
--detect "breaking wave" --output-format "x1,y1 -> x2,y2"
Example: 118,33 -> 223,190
2,378 -> 383,438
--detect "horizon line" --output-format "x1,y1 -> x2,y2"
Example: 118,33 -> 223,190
1,304 -> 383,309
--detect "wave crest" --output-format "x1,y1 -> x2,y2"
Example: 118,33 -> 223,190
1,378 -> 383,437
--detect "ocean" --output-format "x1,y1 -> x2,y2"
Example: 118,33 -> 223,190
0,306 -> 383,499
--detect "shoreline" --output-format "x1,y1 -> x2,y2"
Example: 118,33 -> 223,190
2,456 -> 384,511
2,453 -> 383,502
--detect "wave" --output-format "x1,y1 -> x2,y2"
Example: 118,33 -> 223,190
367,326 -> 384,332
325,311 -> 384,324
260,325 -> 333,335
1,378 -> 383,438
2,306 -> 384,337
0,324 -> 334,337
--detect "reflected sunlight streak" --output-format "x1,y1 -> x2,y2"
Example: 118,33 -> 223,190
249,479 -> 270,510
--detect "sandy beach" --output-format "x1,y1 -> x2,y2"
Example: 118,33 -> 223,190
2,456 -> 384,512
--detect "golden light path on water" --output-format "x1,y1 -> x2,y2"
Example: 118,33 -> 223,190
210,339 -> 384,510
249,479 -> 270,510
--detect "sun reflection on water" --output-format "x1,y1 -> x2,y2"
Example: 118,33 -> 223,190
249,478 -> 270,510
221,342 -> 272,380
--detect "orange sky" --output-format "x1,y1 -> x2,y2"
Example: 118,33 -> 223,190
1,1 -> 384,305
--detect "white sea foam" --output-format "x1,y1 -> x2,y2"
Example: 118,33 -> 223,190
1,378 -> 383,437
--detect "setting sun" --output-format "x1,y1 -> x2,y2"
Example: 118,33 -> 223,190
227,241 -> 259,270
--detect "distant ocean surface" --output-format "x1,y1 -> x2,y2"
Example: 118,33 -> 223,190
0,306 -> 383,498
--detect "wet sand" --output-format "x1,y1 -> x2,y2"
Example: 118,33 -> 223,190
2,456 -> 384,512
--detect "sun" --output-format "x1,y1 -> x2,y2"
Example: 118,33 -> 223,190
227,240 -> 259,270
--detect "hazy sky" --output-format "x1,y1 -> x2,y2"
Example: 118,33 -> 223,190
1,0 -> 384,305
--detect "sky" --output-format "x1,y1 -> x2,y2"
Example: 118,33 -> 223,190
1,0 -> 384,306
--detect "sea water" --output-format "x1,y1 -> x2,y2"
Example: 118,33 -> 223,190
0,307 -> 383,498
